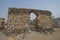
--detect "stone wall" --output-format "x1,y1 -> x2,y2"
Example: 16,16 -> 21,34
7,8 -> 52,33
0,18 -> 5,30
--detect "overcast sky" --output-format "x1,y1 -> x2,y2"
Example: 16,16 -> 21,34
0,0 -> 60,21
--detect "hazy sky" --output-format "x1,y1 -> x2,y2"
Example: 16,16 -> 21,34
0,0 -> 60,20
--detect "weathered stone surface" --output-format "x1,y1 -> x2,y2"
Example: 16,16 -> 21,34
6,8 -> 52,36
0,18 -> 5,30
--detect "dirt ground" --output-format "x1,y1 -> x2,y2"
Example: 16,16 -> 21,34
0,28 -> 60,40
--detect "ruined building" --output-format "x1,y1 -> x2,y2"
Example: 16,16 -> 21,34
6,8 -> 52,34
0,18 -> 5,30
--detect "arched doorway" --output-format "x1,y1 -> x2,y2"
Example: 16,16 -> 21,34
29,12 -> 37,31
30,12 -> 36,22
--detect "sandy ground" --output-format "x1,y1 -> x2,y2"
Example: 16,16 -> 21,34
0,31 -> 8,40
0,28 -> 60,40
23,28 -> 60,40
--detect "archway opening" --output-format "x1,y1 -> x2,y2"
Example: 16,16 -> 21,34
30,12 -> 36,21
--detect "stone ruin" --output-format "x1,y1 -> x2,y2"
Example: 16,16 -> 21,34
0,8 -> 55,40
0,18 -> 5,30
6,8 -> 53,35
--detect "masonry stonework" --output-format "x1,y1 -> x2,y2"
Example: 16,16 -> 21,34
7,8 -> 52,34
0,18 -> 5,30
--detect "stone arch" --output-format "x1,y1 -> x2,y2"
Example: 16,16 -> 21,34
29,12 -> 37,21
29,10 -> 38,16
28,10 -> 39,22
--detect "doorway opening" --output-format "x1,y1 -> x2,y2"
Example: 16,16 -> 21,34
30,12 -> 36,22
